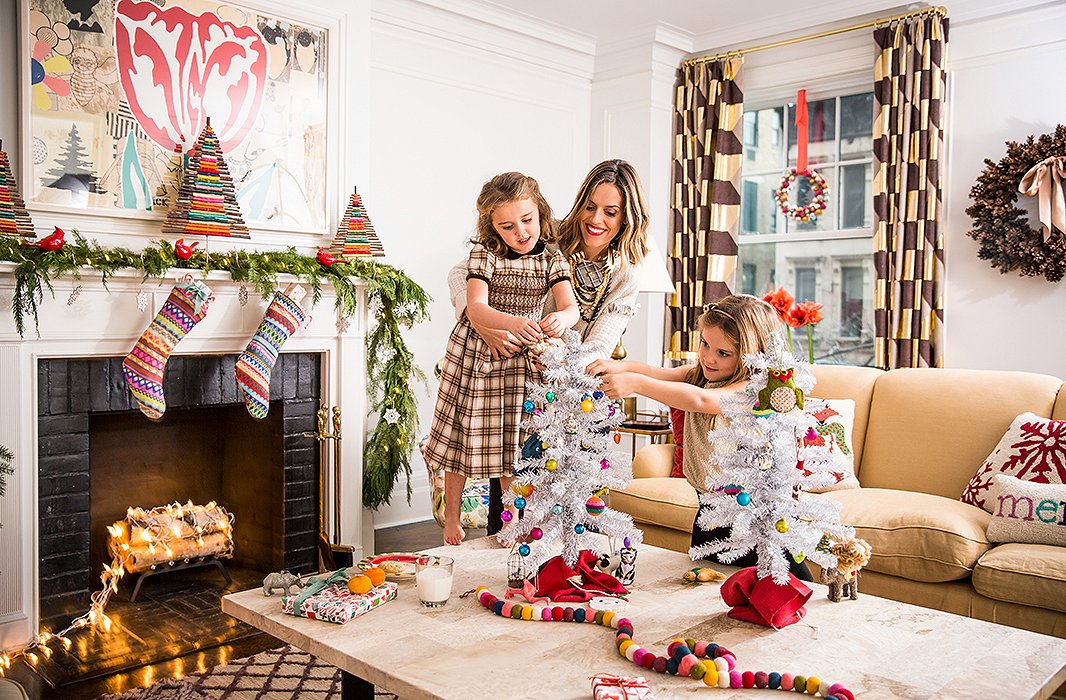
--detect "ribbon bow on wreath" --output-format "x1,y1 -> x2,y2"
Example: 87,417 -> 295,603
774,89 -> 830,223
1018,155 -> 1066,242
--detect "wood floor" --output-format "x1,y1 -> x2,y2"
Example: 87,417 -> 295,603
4,519 -> 465,700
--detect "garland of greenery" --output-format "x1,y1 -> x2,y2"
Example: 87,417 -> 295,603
0,232 -> 429,509
0,445 -> 11,498
966,125 -> 1066,282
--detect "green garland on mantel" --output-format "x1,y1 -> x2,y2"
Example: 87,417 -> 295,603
0,231 -> 429,510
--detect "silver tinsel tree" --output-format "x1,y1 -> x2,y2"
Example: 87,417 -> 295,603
689,335 -> 853,584
499,330 -> 643,571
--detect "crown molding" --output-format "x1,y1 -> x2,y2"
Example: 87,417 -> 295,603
594,22 -> 693,83
371,0 -> 596,80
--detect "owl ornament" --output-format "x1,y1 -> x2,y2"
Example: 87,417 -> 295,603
754,367 -> 805,416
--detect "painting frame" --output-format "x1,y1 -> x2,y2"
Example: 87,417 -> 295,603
17,0 -> 340,242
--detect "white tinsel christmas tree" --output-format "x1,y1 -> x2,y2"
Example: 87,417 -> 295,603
499,330 -> 643,572
689,335 -> 854,584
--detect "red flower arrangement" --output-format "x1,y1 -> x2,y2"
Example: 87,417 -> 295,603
762,288 -> 823,363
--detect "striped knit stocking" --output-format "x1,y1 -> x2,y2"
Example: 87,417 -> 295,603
235,287 -> 307,419
123,280 -> 214,421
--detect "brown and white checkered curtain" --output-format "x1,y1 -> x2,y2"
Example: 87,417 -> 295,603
872,14 -> 948,369
667,56 -> 744,360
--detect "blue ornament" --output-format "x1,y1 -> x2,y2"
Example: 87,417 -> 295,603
523,400 -> 535,413
575,524 -> 586,534
519,544 -> 530,556
593,391 -> 604,400
737,491 -> 752,506
551,504 -> 563,516
514,497 -> 527,509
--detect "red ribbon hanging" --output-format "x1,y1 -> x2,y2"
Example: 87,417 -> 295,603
795,89 -> 809,173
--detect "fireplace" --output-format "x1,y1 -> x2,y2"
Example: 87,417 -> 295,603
37,354 -> 321,631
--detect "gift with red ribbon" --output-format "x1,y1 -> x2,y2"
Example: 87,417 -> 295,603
590,673 -> 656,700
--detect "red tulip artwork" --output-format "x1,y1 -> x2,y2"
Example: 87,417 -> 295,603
113,0 -> 268,154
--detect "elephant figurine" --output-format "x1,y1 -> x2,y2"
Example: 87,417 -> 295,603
263,570 -> 305,596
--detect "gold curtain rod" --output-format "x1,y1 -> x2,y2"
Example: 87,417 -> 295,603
681,5 -> 947,68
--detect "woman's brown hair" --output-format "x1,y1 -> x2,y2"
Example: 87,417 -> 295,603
685,295 -> 780,388
471,172 -> 555,257
557,160 -> 649,266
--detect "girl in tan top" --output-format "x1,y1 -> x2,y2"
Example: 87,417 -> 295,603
588,294 -> 813,580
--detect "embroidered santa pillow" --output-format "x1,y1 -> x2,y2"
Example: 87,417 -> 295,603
797,398 -> 860,493
961,412 -> 1066,512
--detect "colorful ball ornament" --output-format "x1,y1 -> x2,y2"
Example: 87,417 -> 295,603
613,433 -> 621,444
545,459 -> 558,471
546,391 -> 556,402
775,519 -> 790,533
500,510 -> 513,523
551,504 -> 564,516
523,400 -> 535,413
530,528 -> 543,540
736,491 -> 752,506
600,458 -> 611,470
514,497 -> 527,509
518,544 -> 530,556
585,496 -> 606,516
575,524 -> 586,534
773,167 -> 829,222
581,399 -> 595,412
793,551 -> 806,564
593,391 -> 605,400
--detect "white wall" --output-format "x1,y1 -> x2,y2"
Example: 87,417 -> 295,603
367,0 -> 594,528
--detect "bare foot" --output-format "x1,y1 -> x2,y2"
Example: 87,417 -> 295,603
443,520 -> 465,545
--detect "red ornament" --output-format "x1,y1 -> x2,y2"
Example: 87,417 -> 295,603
174,238 -> 199,260
316,248 -> 337,267
27,226 -> 66,251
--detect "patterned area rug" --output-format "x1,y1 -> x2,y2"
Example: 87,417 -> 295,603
96,646 -> 398,700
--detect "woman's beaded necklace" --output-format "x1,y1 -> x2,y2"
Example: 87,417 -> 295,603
471,585 -> 855,698
570,249 -> 613,323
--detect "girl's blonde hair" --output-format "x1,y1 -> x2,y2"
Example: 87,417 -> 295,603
557,160 -> 649,266
686,294 -> 780,388
472,172 -> 555,257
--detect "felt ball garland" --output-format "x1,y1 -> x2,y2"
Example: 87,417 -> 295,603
473,586 -> 854,698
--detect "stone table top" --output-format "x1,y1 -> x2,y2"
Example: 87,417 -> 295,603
223,537 -> 1066,699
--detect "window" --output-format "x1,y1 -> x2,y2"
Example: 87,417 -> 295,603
738,91 -> 875,366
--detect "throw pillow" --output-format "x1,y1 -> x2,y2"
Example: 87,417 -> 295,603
797,398 -> 860,493
986,473 -> 1066,547
669,406 -> 685,478
961,412 -> 1066,512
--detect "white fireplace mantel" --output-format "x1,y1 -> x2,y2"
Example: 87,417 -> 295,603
0,264 -> 372,650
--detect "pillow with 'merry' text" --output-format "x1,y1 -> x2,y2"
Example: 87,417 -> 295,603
986,474 -> 1066,547
961,412 -> 1066,512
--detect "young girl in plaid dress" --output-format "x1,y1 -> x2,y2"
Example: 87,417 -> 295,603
426,172 -> 580,545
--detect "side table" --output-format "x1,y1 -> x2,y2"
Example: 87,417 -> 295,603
615,420 -> 672,459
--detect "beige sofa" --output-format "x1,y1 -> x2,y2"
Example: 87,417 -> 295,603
609,365 -> 1066,638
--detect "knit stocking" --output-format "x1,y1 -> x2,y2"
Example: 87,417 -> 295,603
235,285 -> 307,419
123,280 -> 214,421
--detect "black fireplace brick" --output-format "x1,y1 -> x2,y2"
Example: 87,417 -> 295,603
283,398 -> 317,418
39,453 -> 89,481
39,432 -> 89,457
285,496 -> 315,518
269,353 -> 285,399
68,360 -> 91,412
198,355 -> 223,405
89,360 -> 111,412
46,359 -> 69,415
39,471 -> 90,497
37,362 -> 48,415
39,413 -> 89,437
284,480 -> 314,501
285,462 -> 315,483
297,354 -> 316,398
284,446 -> 314,468
220,354 -> 239,403
281,355 -> 299,400
39,572 -> 90,600
39,530 -> 90,556
40,512 -> 89,535
109,359 -> 133,411
40,493 -> 90,518
168,357 -> 187,407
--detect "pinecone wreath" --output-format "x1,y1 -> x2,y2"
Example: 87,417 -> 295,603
966,125 -> 1066,282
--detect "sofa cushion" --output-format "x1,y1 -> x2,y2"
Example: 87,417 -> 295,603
960,412 -> 1066,511
985,474 -> 1066,547
799,398 -> 860,492
973,543 -> 1066,614
820,488 -> 992,582
808,364 -> 881,473
609,477 -> 698,532
859,369 -> 1062,499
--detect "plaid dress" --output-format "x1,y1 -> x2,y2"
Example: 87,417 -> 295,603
425,242 -> 570,479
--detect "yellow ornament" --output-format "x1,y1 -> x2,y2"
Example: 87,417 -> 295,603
775,519 -> 790,533
545,459 -> 558,471
581,399 -> 594,412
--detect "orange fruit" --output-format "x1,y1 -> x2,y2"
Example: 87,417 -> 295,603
364,567 -> 386,586
347,574 -> 373,595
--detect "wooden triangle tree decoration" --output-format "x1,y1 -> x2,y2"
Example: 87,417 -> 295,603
163,119 -> 249,239
328,188 -> 385,258
0,140 -> 36,240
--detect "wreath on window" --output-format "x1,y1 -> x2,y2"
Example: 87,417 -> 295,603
774,167 -> 830,222
966,125 -> 1066,282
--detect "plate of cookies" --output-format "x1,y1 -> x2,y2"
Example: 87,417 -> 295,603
358,552 -> 423,580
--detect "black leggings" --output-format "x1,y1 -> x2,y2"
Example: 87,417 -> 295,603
690,518 -> 813,582
487,478 -> 503,535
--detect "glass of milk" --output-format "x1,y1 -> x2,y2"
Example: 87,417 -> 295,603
415,555 -> 454,608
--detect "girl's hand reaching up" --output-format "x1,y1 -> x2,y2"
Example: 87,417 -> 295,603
586,359 -> 628,378
507,316 -> 544,345
597,370 -> 639,400
539,312 -> 567,338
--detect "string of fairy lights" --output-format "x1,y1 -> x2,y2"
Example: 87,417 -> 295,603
0,501 -> 233,675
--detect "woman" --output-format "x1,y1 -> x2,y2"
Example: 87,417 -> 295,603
446,159 -> 652,535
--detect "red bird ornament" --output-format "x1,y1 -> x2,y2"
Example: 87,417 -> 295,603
316,248 -> 337,267
28,226 -> 66,251
174,239 -> 199,260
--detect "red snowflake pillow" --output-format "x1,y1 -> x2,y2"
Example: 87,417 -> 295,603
961,412 -> 1066,512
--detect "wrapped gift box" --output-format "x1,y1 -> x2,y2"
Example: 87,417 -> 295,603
282,581 -> 397,624
590,673 -> 655,700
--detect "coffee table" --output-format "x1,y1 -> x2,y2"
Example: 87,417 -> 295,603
222,537 -> 1066,699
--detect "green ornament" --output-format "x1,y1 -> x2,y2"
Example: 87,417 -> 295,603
546,391 -> 556,402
